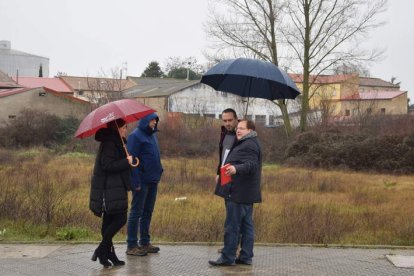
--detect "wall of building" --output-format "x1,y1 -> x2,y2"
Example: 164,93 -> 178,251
0,88 -> 91,125
167,83 -> 301,126
0,41 -> 49,77
337,93 -> 408,117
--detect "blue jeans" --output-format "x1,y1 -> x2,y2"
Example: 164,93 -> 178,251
126,182 -> 158,248
221,200 -> 254,263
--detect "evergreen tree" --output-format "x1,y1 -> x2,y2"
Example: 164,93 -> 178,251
141,61 -> 164,78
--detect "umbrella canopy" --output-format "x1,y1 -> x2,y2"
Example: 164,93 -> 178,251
200,58 -> 301,101
75,99 -> 155,138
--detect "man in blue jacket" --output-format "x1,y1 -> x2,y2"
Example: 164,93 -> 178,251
126,112 -> 163,256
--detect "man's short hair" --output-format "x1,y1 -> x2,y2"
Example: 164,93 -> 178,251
222,108 -> 238,119
238,119 -> 256,131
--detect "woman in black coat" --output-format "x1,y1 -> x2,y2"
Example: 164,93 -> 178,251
89,118 -> 134,268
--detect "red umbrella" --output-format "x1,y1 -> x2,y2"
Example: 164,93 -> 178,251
75,99 -> 155,138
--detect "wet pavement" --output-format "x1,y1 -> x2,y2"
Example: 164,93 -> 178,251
0,243 -> 413,275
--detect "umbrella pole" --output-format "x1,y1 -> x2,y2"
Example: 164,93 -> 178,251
244,97 -> 250,118
115,121 -> 139,167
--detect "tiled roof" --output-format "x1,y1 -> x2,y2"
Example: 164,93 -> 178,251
0,87 -> 35,98
359,77 -> 400,88
124,77 -> 199,97
60,76 -> 136,92
0,86 -> 89,104
12,77 -> 72,93
289,73 -> 356,84
341,91 -> 407,100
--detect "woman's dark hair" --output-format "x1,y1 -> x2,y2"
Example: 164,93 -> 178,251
107,118 -> 126,130
238,119 -> 255,131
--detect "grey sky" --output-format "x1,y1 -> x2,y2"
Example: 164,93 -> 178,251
1,0 -> 413,99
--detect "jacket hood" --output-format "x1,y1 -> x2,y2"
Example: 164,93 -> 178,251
138,112 -> 159,134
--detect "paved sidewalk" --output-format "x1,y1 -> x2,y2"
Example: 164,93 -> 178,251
0,243 -> 413,275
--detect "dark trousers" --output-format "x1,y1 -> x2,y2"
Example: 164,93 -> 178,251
101,212 -> 127,247
127,182 -> 158,247
221,200 -> 254,263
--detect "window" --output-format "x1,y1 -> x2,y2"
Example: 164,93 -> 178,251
8,115 -> 16,119
345,109 -> 350,116
255,115 -> 266,125
381,108 -> 386,114
39,92 -> 46,96
78,90 -> 84,96
246,115 -> 253,121
269,115 -> 275,125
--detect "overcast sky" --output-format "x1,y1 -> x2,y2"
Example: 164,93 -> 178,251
1,0 -> 413,99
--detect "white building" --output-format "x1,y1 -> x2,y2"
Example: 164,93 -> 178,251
124,77 -> 302,127
0,40 -> 49,77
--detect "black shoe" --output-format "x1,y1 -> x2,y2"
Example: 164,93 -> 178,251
208,258 -> 235,266
91,244 -> 112,268
235,258 -> 252,265
108,246 -> 125,266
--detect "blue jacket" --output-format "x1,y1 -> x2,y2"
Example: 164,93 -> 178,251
127,113 -> 163,189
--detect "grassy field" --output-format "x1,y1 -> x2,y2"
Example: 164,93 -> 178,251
0,148 -> 414,245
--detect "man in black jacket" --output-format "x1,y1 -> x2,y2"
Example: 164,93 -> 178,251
209,120 -> 262,267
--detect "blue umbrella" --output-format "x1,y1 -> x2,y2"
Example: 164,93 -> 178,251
200,58 -> 300,101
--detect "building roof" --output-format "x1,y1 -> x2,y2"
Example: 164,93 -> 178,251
0,87 -> 34,98
0,48 -> 48,60
60,76 -> 136,92
123,77 -> 200,97
0,70 -> 22,88
0,86 -> 90,105
11,77 -> 73,93
359,77 -> 400,88
341,91 -> 407,101
289,73 -> 356,84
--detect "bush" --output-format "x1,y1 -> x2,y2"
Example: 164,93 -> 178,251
0,109 -> 80,149
285,123 -> 414,173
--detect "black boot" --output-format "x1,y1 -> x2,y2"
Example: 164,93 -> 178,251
108,245 -> 125,266
91,244 -> 112,268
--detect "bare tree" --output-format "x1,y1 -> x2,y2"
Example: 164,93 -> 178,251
205,0 -> 295,136
205,0 -> 387,134
86,67 -> 125,106
281,0 -> 387,131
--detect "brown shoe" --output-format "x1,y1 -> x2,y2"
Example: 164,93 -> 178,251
140,244 -> 160,253
126,246 -> 147,256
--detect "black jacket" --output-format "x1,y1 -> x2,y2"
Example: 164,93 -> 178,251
89,128 -> 131,217
214,133 -> 262,204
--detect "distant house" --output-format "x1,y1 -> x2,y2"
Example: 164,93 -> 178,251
0,85 -> 91,126
291,73 -> 408,120
60,76 -> 136,104
11,76 -> 73,95
124,77 -> 302,126
0,40 -> 49,77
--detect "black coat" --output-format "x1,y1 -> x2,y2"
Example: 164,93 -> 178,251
214,134 -> 262,204
89,128 -> 131,217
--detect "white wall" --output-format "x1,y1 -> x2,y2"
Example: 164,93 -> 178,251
168,83 -> 301,126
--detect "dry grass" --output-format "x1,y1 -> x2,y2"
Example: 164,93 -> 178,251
1,148 -> 414,245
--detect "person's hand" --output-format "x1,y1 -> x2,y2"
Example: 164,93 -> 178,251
226,165 -> 236,176
126,155 -> 133,164
216,175 -> 219,184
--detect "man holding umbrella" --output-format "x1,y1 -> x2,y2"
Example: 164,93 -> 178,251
209,119 -> 262,266
126,112 -> 163,256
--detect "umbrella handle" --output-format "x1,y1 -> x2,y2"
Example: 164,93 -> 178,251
131,157 -> 140,167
